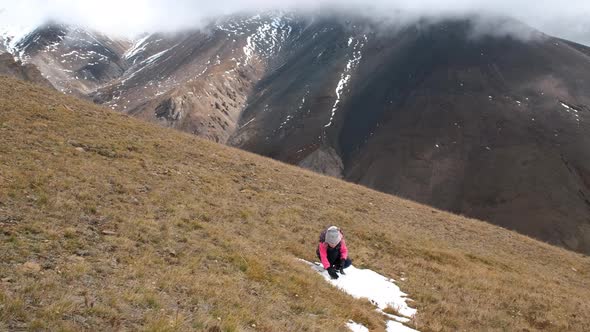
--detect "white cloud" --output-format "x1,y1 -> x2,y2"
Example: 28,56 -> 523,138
1,0 -> 589,44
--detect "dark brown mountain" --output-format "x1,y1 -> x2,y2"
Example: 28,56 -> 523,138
231,19 -> 590,253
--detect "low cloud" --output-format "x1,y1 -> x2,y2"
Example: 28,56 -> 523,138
1,0 -> 589,44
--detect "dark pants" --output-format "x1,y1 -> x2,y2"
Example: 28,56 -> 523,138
316,245 -> 352,269
334,258 -> 352,269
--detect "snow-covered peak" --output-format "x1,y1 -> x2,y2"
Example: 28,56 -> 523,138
0,9 -> 37,55
10,23 -> 70,61
216,12 -> 295,65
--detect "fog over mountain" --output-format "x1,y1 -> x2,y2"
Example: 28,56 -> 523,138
1,0 -> 590,44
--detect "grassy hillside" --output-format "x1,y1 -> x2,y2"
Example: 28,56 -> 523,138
0,76 -> 589,331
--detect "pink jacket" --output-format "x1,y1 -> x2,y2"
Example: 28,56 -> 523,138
318,238 -> 348,269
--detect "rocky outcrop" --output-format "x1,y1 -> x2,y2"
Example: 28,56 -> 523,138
0,53 -> 54,89
299,146 -> 344,178
155,97 -> 183,122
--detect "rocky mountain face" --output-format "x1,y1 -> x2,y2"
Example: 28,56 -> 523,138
91,14 -> 300,142
5,14 -> 590,253
0,37 -> 6,53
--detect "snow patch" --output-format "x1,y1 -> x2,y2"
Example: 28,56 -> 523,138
301,259 -> 418,331
60,50 -> 79,57
278,115 -> 293,130
347,320 -> 369,332
242,14 -> 293,65
120,47 -> 174,86
325,35 -> 367,128
276,88 -> 310,132
560,101 -> 582,122
240,117 -> 256,129
560,102 -> 579,113
142,49 -> 169,66
124,34 -> 152,61
387,320 -> 421,332
318,264 -> 416,316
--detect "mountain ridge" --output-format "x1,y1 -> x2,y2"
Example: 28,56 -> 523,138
4,14 -> 590,254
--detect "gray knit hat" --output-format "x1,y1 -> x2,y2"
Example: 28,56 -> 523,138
325,226 -> 342,246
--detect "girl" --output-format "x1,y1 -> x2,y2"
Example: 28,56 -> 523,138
316,226 -> 352,279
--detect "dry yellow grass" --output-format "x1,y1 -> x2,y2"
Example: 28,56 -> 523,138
0,76 -> 589,331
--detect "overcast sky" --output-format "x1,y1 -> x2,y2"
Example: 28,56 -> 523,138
1,0 -> 589,44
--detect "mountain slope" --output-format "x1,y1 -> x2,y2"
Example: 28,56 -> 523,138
1,77 -> 589,331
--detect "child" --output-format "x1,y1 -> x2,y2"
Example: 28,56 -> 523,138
316,226 -> 352,279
